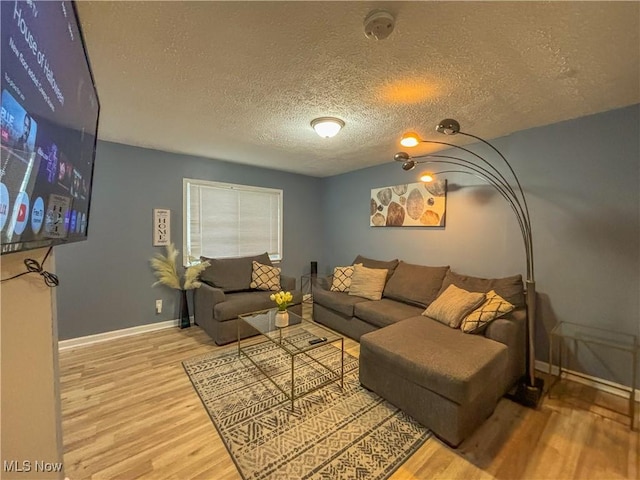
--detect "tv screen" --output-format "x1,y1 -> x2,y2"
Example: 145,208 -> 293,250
0,0 -> 99,255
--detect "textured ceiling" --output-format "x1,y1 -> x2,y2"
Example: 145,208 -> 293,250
76,1 -> 639,177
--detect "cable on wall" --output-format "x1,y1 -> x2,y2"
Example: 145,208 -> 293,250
0,247 -> 59,287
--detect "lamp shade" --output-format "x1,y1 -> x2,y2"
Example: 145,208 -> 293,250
419,173 -> 434,182
311,117 -> 344,138
400,131 -> 421,147
435,119 -> 461,135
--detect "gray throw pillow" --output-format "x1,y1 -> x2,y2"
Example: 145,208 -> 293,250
199,252 -> 272,292
352,255 -> 399,281
438,270 -> 525,308
383,261 -> 449,307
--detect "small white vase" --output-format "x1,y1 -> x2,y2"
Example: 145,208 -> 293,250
275,310 -> 289,328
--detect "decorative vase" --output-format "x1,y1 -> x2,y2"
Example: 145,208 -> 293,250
179,289 -> 190,329
275,310 -> 289,328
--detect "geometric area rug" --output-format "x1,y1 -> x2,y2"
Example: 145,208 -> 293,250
183,342 -> 432,480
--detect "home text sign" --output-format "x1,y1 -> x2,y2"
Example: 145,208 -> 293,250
153,209 -> 171,246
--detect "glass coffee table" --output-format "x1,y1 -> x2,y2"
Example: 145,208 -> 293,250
237,308 -> 344,410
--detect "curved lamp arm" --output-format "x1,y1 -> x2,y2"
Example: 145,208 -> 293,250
457,130 -> 532,232
410,162 -> 532,277
411,138 -> 518,199
403,121 -> 534,279
403,152 -> 531,245
400,153 -> 533,279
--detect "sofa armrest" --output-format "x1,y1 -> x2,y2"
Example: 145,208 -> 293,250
484,308 -> 526,389
315,275 -> 332,290
281,274 -> 296,291
484,308 -> 525,346
194,283 -> 226,325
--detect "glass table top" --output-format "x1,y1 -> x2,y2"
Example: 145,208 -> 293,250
238,308 -> 342,355
550,321 -> 638,352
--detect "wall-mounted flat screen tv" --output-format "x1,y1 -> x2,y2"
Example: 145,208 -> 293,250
0,0 -> 99,255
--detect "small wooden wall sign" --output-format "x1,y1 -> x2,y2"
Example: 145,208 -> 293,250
153,208 -> 171,246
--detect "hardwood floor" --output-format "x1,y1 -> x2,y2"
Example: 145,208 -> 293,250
59,324 -> 639,479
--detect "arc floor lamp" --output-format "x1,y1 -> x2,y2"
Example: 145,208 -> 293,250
395,119 -> 544,407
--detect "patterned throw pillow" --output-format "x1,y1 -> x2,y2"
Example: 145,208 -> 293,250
461,290 -> 515,334
330,265 -> 357,292
249,261 -> 281,291
422,284 -> 486,328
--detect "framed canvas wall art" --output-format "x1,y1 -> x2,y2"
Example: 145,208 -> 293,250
370,180 -> 446,227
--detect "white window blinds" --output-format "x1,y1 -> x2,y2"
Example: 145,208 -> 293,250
183,179 -> 282,264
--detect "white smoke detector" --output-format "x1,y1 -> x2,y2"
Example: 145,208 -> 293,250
363,10 -> 395,41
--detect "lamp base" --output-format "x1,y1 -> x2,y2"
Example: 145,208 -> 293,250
505,376 -> 545,408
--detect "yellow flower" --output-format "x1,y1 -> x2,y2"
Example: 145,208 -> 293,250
271,290 -> 292,311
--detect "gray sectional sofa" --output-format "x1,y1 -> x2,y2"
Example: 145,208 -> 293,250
194,253 -> 303,345
313,255 -> 526,446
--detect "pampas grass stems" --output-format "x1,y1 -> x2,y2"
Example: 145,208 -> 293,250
184,257 -> 210,290
150,244 -> 210,290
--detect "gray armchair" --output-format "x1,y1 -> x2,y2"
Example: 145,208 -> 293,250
193,253 -> 302,345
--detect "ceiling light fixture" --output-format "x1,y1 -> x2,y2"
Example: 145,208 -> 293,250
311,117 -> 345,138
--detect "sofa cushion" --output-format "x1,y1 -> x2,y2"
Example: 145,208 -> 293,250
462,290 -> 515,334
423,284 -> 486,328
213,290 -> 302,322
249,261 -> 281,291
200,252 -> 272,293
438,270 -> 524,307
354,299 -> 424,328
360,315 -> 508,404
383,261 -> 449,307
313,287 -> 369,317
330,265 -> 356,292
348,264 -> 388,301
352,255 -> 399,281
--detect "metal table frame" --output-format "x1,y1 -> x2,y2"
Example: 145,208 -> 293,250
300,273 -> 316,305
548,321 -> 637,430
237,308 -> 344,410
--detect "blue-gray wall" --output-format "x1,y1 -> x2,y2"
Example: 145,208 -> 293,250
55,141 -> 323,340
57,105 -> 639,387
319,104 -> 639,386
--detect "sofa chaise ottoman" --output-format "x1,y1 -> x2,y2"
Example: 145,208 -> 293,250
359,315 -> 516,447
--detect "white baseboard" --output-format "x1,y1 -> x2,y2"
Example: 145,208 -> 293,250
535,360 -> 639,402
58,317 -> 189,351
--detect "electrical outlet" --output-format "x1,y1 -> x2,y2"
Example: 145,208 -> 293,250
156,299 -> 162,314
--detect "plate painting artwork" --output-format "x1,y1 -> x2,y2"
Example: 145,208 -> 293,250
370,180 -> 446,227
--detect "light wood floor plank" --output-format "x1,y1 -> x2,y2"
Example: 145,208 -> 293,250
60,324 -> 639,479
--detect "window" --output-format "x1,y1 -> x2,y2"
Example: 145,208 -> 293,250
183,178 -> 282,265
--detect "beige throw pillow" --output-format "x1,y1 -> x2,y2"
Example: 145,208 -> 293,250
423,284 -> 486,328
461,290 -> 515,334
330,265 -> 357,292
348,264 -> 388,300
249,261 -> 281,291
